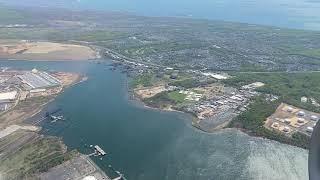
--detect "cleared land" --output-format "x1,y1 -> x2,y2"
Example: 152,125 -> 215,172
0,40 -> 97,61
39,155 -> 111,180
134,85 -> 166,99
0,124 -> 39,139
265,103 -> 319,137
0,130 -> 77,180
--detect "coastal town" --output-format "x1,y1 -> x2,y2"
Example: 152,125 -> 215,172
107,54 -> 319,148
0,1 -> 319,179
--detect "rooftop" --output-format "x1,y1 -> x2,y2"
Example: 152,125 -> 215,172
18,71 -> 61,89
0,91 -> 17,101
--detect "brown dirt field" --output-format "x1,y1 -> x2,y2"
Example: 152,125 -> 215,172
0,41 -> 97,61
52,72 -> 81,87
0,97 -> 51,129
135,85 -> 166,99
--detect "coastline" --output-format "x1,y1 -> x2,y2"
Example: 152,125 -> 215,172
120,68 -> 310,150
125,76 -> 229,132
0,69 -> 109,179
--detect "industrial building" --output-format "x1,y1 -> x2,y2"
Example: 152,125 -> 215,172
18,69 -> 61,90
0,91 -> 17,102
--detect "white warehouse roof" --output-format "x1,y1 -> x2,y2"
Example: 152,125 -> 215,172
0,91 -> 17,101
83,176 -> 97,180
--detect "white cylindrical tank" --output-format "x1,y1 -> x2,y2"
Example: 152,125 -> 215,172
311,115 -> 318,121
273,122 -> 279,127
283,126 -> 290,132
284,119 -> 291,124
298,111 -> 305,116
287,107 -> 293,113
297,118 -> 305,123
307,127 -> 314,133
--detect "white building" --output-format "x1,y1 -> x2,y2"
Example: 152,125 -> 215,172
0,91 -> 17,101
301,96 -> 308,103
202,72 -> 229,80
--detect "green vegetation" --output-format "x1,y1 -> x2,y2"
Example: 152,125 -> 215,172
239,63 -> 268,72
225,72 -> 318,148
299,49 -> 320,59
144,92 -> 175,108
0,28 -> 51,40
168,91 -> 186,103
224,72 -> 320,113
71,30 -> 127,42
229,96 -> 279,130
130,74 -> 154,88
122,41 -> 208,57
169,77 -> 216,89
0,136 -> 78,179
280,45 -> 320,59
144,90 -> 189,108
169,78 -> 196,88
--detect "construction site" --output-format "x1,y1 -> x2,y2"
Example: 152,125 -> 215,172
265,103 -> 319,137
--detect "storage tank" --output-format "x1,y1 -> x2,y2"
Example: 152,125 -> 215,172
297,118 -> 305,123
283,126 -> 290,132
307,127 -> 314,133
311,115 -> 318,121
284,118 -> 291,124
298,111 -> 305,116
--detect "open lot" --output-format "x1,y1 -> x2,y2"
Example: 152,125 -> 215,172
265,103 -> 319,137
39,155 -> 111,180
134,85 -> 166,99
0,130 -> 76,179
0,40 -> 97,61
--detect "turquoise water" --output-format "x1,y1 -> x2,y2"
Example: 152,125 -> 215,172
1,0 -> 320,30
1,60 -> 308,179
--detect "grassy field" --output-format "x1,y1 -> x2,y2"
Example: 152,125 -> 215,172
0,136 -> 77,179
69,30 -> 127,42
168,91 -> 186,103
224,72 -> 320,113
280,45 -> 320,59
130,74 -> 154,88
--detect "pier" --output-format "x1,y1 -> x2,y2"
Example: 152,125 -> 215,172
94,145 -> 107,156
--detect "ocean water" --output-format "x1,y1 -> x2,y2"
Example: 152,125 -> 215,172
1,0 -> 320,30
1,60 -> 308,180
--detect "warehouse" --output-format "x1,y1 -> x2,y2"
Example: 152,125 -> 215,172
0,91 -> 17,102
18,69 -> 61,89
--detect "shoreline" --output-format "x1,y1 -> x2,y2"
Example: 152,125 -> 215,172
0,69 -> 110,178
121,71 -> 310,149
125,76 -> 230,132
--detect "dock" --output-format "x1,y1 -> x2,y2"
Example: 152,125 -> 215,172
94,145 -> 107,156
